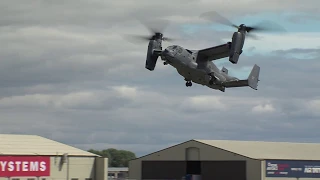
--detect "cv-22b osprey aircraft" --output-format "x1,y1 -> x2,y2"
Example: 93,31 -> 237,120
127,12 -> 284,92
157,41 -> 260,92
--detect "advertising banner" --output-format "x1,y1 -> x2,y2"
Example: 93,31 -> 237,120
0,156 -> 50,177
266,160 -> 320,178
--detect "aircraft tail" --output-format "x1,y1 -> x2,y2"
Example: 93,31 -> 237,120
221,64 -> 260,90
247,64 -> 260,90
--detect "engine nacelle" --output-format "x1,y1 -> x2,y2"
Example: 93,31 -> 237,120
145,36 -> 162,71
229,31 -> 245,64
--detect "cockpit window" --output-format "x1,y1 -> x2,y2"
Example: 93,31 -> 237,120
172,45 -> 177,49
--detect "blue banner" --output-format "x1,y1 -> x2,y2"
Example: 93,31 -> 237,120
266,160 -> 320,178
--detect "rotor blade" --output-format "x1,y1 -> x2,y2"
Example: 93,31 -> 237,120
246,33 -> 261,40
121,34 -> 152,44
135,17 -> 170,34
122,34 -> 180,44
199,11 -> 238,28
163,37 -> 176,42
129,35 -> 152,40
246,20 -> 287,33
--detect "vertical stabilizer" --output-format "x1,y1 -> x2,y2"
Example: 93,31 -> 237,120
247,64 -> 260,90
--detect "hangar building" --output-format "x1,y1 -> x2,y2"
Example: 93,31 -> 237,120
0,134 -> 108,180
129,139 -> 320,180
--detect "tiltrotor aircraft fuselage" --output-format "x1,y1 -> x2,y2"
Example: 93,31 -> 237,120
145,26 -> 260,92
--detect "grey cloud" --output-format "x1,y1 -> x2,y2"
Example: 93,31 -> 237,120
272,48 -> 320,55
285,13 -> 320,24
0,0 -> 320,157
0,0 -> 134,27
1,0 -> 319,29
0,93 -> 318,157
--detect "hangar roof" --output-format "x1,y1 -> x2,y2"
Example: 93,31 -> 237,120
196,139 -> 320,160
0,134 -> 99,156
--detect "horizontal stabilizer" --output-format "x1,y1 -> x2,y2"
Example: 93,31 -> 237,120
222,64 -> 260,90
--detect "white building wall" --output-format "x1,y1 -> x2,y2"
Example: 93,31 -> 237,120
0,156 -> 108,180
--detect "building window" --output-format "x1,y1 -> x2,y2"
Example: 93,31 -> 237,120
85,178 -> 92,180
108,173 -> 115,178
71,179 -> 78,180
42,179 -> 46,180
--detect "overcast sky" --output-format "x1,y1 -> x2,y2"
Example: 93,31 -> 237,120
0,0 -> 320,157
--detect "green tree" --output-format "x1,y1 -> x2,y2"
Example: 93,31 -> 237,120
88,148 -> 136,167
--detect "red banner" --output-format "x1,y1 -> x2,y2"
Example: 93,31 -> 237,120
0,156 -> 50,177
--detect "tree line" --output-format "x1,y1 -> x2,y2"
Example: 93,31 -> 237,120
88,148 -> 136,167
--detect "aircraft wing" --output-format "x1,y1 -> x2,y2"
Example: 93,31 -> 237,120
196,43 -> 230,62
